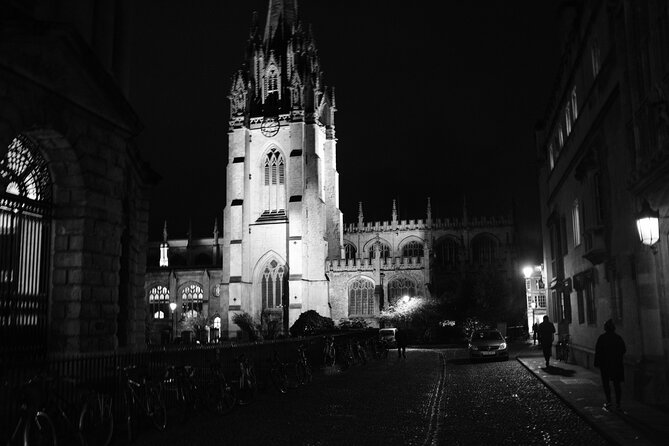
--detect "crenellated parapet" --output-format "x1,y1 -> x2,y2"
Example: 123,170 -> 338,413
326,255 -> 424,272
344,215 -> 512,234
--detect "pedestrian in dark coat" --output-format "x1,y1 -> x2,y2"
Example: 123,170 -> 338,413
595,319 -> 626,410
537,315 -> 555,367
532,322 -> 539,345
395,327 -> 408,359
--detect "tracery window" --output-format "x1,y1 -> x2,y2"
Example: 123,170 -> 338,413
266,65 -> 279,94
348,278 -> 375,316
435,238 -> 459,267
471,235 -> 498,265
261,259 -> 285,309
149,285 -> 169,319
0,134 -> 52,355
368,242 -> 391,260
344,243 -> 357,260
572,199 -> 581,246
387,277 -> 416,306
401,241 -> 424,258
263,148 -> 286,212
181,283 -> 204,317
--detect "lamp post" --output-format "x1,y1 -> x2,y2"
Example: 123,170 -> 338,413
169,302 -> 177,342
522,266 -> 534,336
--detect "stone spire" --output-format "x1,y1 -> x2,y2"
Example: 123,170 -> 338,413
392,199 -> 398,223
358,201 -> 364,228
162,220 -> 168,243
426,197 -> 432,225
264,0 -> 298,44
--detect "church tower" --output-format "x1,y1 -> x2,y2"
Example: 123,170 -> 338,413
222,0 -> 343,337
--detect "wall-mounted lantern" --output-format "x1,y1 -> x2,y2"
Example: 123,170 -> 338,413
636,200 -> 660,246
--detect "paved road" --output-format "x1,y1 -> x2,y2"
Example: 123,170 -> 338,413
125,347 -> 610,446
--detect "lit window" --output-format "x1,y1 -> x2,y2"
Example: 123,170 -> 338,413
181,283 -> 204,317
558,126 -> 564,148
565,105 -> 572,135
213,317 -> 221,330
537,294 -> 547,308
571,87 -> 578,120
348,278 -> 375,316
548,144 -> 555,170
149,285 -> 169,319
572,199 -> 581,246
261,260 -> 285,309
591,40 -> 600,78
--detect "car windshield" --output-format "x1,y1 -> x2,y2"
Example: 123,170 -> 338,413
472,331 -> 503,341
379,329 -> 395,336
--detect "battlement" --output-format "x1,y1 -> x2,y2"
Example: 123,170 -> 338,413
343,215 -> 513,234
326,255 -> 424,272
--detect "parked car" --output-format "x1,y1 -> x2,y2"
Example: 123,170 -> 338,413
468,329 -> 508,361
379,328 -> 397,347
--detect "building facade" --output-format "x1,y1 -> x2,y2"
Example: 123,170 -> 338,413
537,0 -> 669,405
1,0 -> 155,356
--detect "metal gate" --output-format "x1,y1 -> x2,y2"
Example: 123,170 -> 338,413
0,135 -> 52,359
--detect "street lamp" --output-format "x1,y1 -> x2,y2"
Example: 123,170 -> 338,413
522,266 -> 533,279
169,302 -> 177,341
636,199 -> 660,246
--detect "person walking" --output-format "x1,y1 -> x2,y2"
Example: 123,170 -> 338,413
532,322 -> 539,345
395,327 -> 407,359
595,319 -> 626,410
537,315 -> 555,367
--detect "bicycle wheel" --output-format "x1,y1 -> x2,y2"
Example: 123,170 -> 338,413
23,411 -> 56,446
78,393 -> 113,446
270,366 -> 289,394
146,385 -> 167,431
210,379 -> 237,415
121,390 -> 137,444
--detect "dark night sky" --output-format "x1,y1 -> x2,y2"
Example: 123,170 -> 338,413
128,1 -> 561,264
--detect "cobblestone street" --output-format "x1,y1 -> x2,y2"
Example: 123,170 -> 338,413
125,346 -> 609,446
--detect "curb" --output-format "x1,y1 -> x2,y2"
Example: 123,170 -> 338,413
516,356 -> 623,446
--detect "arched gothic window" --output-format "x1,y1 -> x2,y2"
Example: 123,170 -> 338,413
368,242 -> 391,260
181,283 -> 204,317
149,285 -> 169,319
263,148 -> 286,212
344,243 -> 357,260
387,277 -> 417,306
348,278 -> 375,316
435,238 -> 459,267
471,235 -> 498,265
261,259 -> 285,309
266,65 -> 279,94
402,241 -> 424,258
0,135 -> 52,356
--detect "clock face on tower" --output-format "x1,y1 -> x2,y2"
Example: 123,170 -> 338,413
260,116 -> 280,137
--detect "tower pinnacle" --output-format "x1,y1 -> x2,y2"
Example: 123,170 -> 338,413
264,0 -> 298,43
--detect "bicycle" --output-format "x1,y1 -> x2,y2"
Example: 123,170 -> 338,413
556,334 -> 571,362
119,365 -> 166,443
268,351 -> 289,394
162,365 -> 196,422
6,373 -> 113,446
322,336 -> 336,368
352,339 -> 367,365
339,340 -> 355,370
294,343 -> 312,385
372,338 -> 389,360
202,362 -> 237,415
233,354 -> 257,405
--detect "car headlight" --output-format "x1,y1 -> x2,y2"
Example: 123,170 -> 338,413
499,342 -> 507,350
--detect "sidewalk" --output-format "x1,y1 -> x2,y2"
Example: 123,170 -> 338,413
515,343 -> 668,446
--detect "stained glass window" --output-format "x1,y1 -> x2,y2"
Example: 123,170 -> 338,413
387,277 -> 416,306
402,241 -> 424,258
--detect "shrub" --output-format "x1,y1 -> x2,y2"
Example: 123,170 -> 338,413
232,312 -> 263,342
289,310 -> 335,337
338,317 -> 369,330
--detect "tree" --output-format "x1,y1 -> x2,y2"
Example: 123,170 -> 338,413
380,296 -> 443,340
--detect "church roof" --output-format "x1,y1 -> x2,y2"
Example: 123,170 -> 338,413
264,0 -> 298,43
